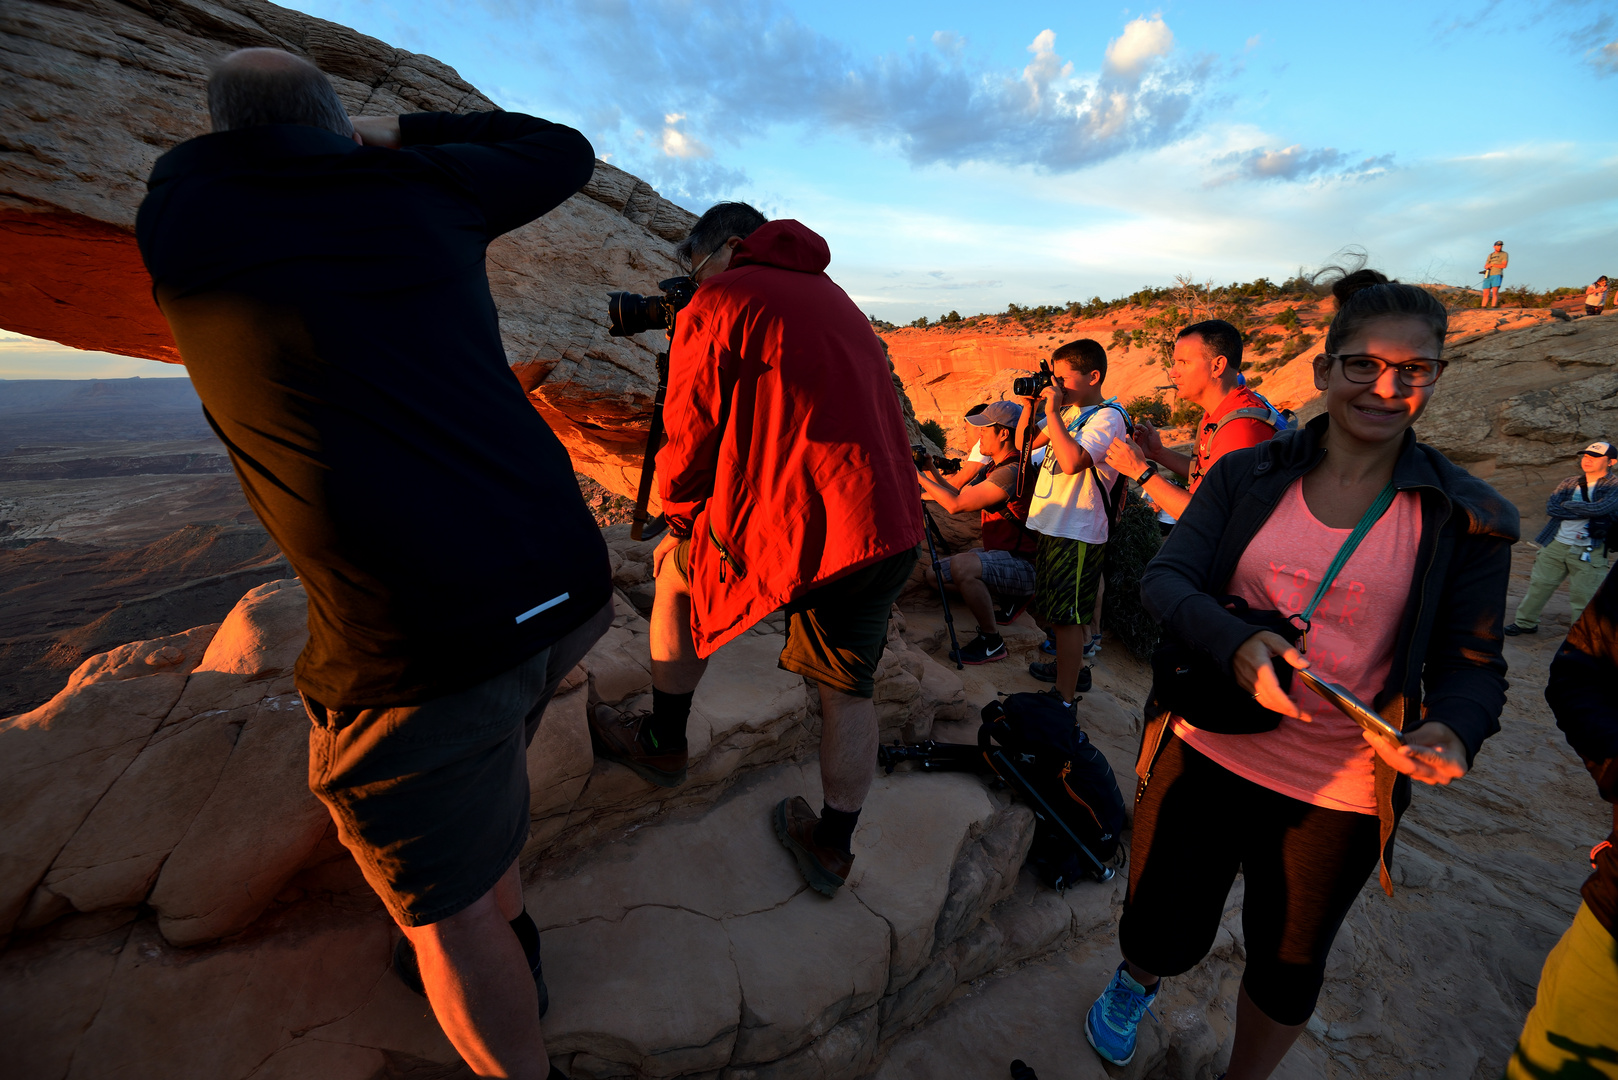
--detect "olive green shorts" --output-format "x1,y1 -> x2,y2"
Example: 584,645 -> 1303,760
305,601 -> 612,927
674,540 -> 916,698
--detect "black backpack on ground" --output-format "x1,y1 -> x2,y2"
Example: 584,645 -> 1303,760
978,693 -> 1126,890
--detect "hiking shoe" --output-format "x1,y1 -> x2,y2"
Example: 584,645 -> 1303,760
995,595 -> 1033,625
774,796 -> 853,897
1084,962 -> 1158,1065
1083,633 -> 1102,659
1028,663 -> 1092,694
952,632 -> 1007,665
589,703 -> 688,788
1503,623 -> 1537,636
1040,635 -> 1056,655
393,932 -> 551,1018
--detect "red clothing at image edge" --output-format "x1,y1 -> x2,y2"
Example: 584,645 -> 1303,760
657,220 -> 923,658
1189,385 -> 1277,492
1174,479 -> 1423,813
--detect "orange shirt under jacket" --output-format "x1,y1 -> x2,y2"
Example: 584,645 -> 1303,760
658,220 -> 924,658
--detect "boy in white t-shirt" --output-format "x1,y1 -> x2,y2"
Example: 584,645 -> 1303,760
1013,339 -> 1128,707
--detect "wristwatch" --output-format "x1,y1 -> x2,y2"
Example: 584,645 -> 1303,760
1135,461 -> 1159,485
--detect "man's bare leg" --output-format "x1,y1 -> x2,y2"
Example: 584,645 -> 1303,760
404,861 -> 549,1080
650,547 -> 707,693
818,685 -> 877,814
947,552 -> 1000,635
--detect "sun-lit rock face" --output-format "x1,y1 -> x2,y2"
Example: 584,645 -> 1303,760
1,0 -> 695,504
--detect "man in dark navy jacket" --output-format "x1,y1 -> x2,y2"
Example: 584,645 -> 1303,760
137,48 -> 608,1080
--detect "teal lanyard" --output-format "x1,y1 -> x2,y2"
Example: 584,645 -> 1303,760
1295,482 -> 1398,650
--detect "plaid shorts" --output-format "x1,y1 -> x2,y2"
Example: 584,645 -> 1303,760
939,547 -> 1035,596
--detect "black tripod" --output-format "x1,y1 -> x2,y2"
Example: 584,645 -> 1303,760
921,504 -> 963,670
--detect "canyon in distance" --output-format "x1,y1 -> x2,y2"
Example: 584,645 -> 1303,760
3,2 -> 1617,1079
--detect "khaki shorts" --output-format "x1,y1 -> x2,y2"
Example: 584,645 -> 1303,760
674,540 -> 916,698
305,600 -> 612,927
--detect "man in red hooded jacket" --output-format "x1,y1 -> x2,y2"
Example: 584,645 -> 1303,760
589,203 -> 923,895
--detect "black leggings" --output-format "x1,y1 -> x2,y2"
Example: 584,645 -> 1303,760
1118,732 -> 1382,1025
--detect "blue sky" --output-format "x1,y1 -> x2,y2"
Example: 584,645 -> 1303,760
11,0 -> 1615,377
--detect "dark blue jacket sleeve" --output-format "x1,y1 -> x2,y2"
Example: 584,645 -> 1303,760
399,111 -> 595,240
1547,573 -> 1618,778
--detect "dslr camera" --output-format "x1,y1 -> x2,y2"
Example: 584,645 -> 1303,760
1012,359 -> 1054,398
607,276 -> 699,338
913,444 -> 962,475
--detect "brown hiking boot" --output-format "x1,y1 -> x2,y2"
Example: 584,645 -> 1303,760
589,704 -> 688,788
773,796 -> 853,897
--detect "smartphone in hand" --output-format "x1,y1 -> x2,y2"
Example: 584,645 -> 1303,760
1296,669 -> 1405,748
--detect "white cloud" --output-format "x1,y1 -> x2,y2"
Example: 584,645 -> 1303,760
659,113 -> 711,158
1208,144 -> 1394,185
1591,40 -> 1618,73
1103,16 -> 1175,80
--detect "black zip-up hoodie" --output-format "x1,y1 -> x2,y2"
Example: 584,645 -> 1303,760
1138,413 -> 1520,894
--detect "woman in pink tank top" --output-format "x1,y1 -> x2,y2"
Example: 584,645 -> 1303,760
1082,268 -> 1517,1078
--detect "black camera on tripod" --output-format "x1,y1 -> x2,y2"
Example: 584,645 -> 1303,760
607,276 -> 699,338
1012,360 -> 1055,398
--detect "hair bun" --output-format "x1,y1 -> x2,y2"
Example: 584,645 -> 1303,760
1330,268 -> 1392,309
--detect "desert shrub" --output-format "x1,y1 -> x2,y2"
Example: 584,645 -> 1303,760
1101,491 -> 1165,661
1110,328 -> 1133,352
1124,395 -> 1171,428
1272,306 -> 1300,331
941,310 -> 962,324
918,418 -> 949,452
1169,400 -> 1202,427
910,315 -> 930,329
1247,332 -> 1282,356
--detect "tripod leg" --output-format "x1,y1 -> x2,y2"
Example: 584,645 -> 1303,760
923,507 -> 963,670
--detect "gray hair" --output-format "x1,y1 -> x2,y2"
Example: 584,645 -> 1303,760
207,48 -> 353,137
676,202 -> 768,268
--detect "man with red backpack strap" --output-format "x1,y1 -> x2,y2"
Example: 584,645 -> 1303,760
1106,319 -> 1282,523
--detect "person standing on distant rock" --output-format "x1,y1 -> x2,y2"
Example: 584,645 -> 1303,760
1504,442 -> 1618,637
136,49 -> 611,1080
917,400 -> 1039,665
1585,275 -> 1610,317
1503,572 -> 1618,1079
1481,241 -> 1509,307
1103,319 -> 1281,523
1083,268 -> 1516,1077
588,202 -> 922,898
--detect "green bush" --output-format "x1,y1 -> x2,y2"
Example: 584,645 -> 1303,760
918,418 -> 949,452
1101,491 -> 1165,661
1272,306 -> 1300,331
1124,395 -> 1171,427
1169,400 -> 1202,427
910,315 -> 930,329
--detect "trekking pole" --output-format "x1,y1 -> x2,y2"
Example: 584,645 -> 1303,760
920,504 -> 963,670
990,749 -> 1112,881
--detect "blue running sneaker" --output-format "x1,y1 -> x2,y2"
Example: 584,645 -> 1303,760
1085,962 -> 1158,1065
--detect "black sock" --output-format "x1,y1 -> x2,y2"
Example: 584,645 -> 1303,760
509,908 -> 540,965
814,804 -> 860,855
646,688 -> 692,752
